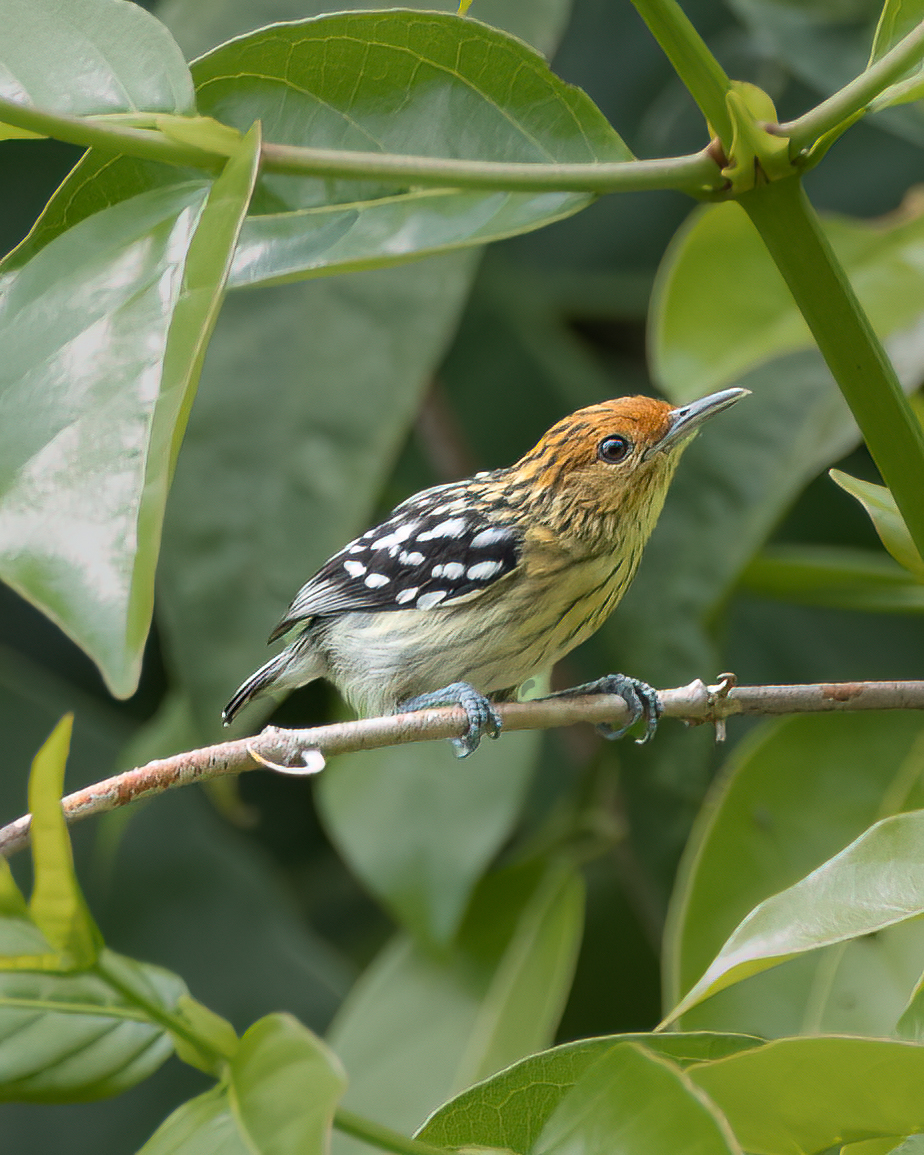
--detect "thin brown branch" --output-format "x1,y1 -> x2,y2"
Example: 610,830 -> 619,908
2,678 -> 923,859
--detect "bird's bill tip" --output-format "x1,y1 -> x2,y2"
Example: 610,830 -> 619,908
650,386 -> 749,456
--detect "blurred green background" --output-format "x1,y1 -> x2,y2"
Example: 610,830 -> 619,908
3,0 -> 924,1150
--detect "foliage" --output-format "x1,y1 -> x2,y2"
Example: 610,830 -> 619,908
2,0 -> 924,1152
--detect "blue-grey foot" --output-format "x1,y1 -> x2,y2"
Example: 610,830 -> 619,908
547,674 -> 662,744
397,682 -> 503,758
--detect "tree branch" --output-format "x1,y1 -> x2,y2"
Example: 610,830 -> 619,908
1,678 -> 922,859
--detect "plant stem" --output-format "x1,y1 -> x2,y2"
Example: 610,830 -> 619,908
334,1108 -> 449,1155
739,176 -> 924,559
782,19 -> 924,155
629,0 -> 732,144
0,95 -> 724,196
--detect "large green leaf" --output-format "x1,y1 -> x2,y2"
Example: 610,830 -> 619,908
0,0 -> 194,133
0,947 -> 187,1102
230,1014 -> 346,1155
650,198 -> 924,405
531,1043 -> 741,1155
418,1033 -> 761,1152
328,859 -> 583,1154
668,803 -> 924,1024
315,729 -> 538,946
688,1036 -> 924,1155
665,712 -> 924,1036
0,130 -> 259,696
137,1084 -> 250,1155
8,11 -> 630,284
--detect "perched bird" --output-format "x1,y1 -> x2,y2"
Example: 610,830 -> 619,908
224,387 -> 747,755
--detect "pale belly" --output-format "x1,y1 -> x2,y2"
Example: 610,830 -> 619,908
317,549 -> 638,715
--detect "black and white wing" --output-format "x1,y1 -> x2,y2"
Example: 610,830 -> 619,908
269,481 -> 521,641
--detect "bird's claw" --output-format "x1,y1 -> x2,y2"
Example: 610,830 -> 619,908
549,674 -> 661,744
398,682 -> 502,759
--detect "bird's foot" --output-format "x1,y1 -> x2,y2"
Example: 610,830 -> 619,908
547,674 -> 662,744
397,682 -> 502,758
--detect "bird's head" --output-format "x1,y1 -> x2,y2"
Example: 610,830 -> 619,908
510,387 -> 748,545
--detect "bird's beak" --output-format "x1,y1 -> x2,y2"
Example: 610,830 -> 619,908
645,386 -> 750,459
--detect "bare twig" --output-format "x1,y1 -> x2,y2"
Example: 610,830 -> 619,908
2,678 -> 923,859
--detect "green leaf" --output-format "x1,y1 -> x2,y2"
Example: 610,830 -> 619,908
170,995 -> 238,1074
230,1014 -> 346,1155
531,1043 -> 741,1155
316,729 -> 538,946
26,715 -> 100,969
688,1036 -> 924,1155
665,712 -> 924,1038
0,0 -> 195,120
830,469 -> 924,579
868,0 -> 924,111
739,543 -> 924,613
649,197 -> 924,404
667,806 -> 924,1024
0,128 -> 259,697
329,860 -> 583,1152
418,1033 -> 761,1152
137,1084 -> 250,1155
189,10 -> 631,285
0,948 -> 187,1102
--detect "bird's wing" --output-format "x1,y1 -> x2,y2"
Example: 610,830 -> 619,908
269,482 -> 522,641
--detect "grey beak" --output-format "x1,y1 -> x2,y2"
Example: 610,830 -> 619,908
646,387 -> 750,458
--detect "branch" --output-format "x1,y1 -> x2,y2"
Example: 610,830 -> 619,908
1,678 -> 922,859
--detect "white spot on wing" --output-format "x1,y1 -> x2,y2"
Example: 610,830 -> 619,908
343,560 -> 366,577
417,517 -> 467,541
395,587 -> 418,604
467,560 -> 504,580
470,527 -> 509,549
399,550 -> 425,566
364,573 -> 390,588
432,562 -> 465,580
417,589 -> 448,609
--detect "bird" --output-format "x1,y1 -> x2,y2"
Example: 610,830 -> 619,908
223,387 -> 748,756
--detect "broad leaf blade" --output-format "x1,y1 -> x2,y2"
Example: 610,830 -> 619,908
192,9 -> 632,285
0,949 -> 186,1102
418,1033 -> 762,1152
0,129 -> 259,697
668,808 -> 924,1023
532,1043 -> 742,1155
688,1036 -> 924,1155
0,0 -> 194,119
230,1014 -> 346,1155
26,715 -> 100,969
664,712 -> 924,1038
316,729 -> 538,946
830,470 -> 924,579
137,1085 -> 250,1155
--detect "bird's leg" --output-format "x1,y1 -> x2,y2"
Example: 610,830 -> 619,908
542,674 -> 662,744
396,682 -> 503,759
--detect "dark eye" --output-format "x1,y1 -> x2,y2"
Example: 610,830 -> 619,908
597,435 -> 632,464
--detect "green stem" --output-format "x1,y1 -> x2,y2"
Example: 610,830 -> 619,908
260,142 -> 723,195
334,1108 -> 449,1155
781,19 -> 924,154
740,176 -> 924,558
0,94 -> 724,196
628,0 -> 732,144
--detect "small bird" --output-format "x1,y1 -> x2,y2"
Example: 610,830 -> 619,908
224,387 -> 747,755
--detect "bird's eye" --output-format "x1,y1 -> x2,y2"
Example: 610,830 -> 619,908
597,435 -> 632,464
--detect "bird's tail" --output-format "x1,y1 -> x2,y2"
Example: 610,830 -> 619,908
222,643 -> 321,725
